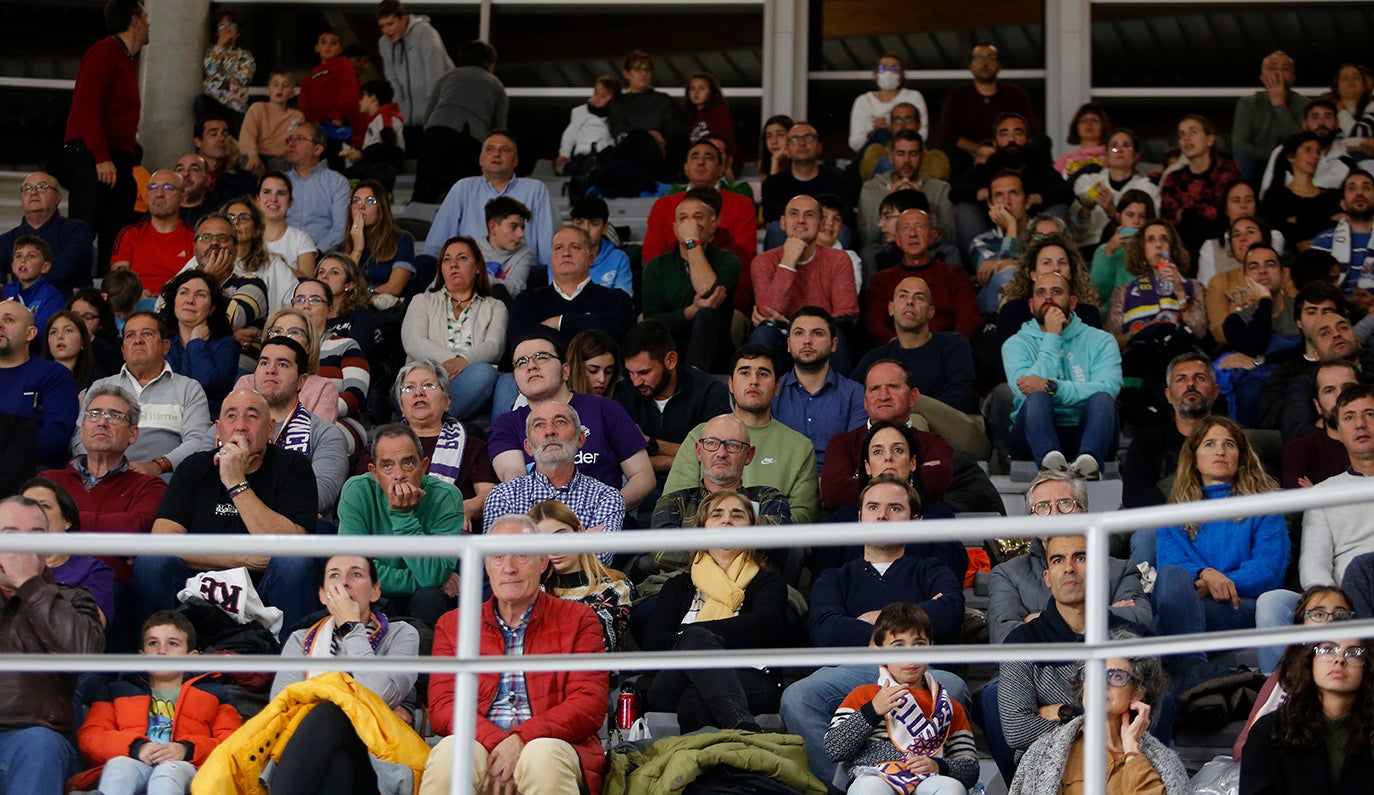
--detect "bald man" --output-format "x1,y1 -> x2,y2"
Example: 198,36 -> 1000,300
135,389 -> 320,638
652,413 -> 791,528
110,168 -> 196,295
0,172 -> 95,292
0,299 -> 78,468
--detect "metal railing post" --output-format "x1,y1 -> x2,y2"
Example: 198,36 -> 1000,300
450,547 -> 487,795
1083,520 -> 1110,793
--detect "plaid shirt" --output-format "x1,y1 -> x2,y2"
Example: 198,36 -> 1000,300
969,225 -> 1021,269
486,602 -> 536,730
650,484 -> 792,528
482,469 -> 625,563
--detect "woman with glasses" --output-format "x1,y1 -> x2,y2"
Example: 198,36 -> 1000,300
158,269 -> 239,418
642,490 -> 788,732
220,197 -> 298,316
382,360 -> 497,525
342,180 -> 414,302
1070,128 -> 1158,252
291,279 -> 370,455
531,500 -> 634,652
566,329 -> 622,399
1147,416 -> 1288,651
1054,102 -> 1112,179
1009,635 -> 1187,794
234,306 -> 339,422
1160,114 -> 1241,259
1240,636 -> 1374,792
257,171 -> 316,279
314,251 -> 379,358
401,236 -> 506,421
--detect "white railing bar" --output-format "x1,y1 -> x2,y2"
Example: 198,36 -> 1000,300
809,69 -> 1047,82
507,86 -> 764,99
451,544 -> 486,795
1092,86 -> 1331,99
1083,519 -> 1109,792
9,621 -> 1374,676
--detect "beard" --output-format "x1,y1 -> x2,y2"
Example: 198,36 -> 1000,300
1174,395 -> 1212,420
1347,206 -> 1373,224
793,351 -> 830,374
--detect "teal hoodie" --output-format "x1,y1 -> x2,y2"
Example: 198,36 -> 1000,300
1002,313 -> 1122,424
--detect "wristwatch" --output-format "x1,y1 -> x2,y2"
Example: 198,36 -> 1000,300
684,239 -> 700,250
1045,379 -> 1058,396
1058,703 -> 1082,723
336,621 -> 361,636
1253,354 -> 1266,367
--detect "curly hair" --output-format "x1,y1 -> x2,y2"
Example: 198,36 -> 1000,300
1272,637 -> 1374,757
158,270 -> 232,340
1124,219 -> 1192,278
1168,415 -> 1277,536
999,232 -> 1096,308
316,251 -> 372,318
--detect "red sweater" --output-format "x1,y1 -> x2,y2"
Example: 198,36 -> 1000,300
299,56 -> 360,125
69,672 -> 242,791
643,189 -> 757,269
751,245 -> 860,319
41,463 -> 167,583
64,36 -> 141,162
862,259 -> 982,343
430,592 -> 610,794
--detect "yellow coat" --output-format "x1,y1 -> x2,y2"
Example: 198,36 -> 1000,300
192,671 -> 430,794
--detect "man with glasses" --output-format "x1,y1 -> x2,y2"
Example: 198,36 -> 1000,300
651,413 -> 790,529
0,172 -> 94,293
0,299 -> 77,469
936,43 -> 1038,179
42,385 -> 167,584
488,331 -> 654,512
760,123 -> 855,248
483,401 -> 624,560
285,121 -> 350,252
862,209 -> 981,344
338,423 -> 464,623
109,169 -> 195,296
252,334 -> 347,513
173,153 -> 218,227
80,311 -> 214,477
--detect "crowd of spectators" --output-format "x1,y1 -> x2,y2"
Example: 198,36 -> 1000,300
4,0 -> 1374,792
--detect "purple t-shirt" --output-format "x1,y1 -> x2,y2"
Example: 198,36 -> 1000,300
488,393 -> 648,488
51,554 -> 116,624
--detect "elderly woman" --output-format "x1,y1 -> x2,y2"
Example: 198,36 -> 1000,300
379,360 -> 498,525
1241,636 -> 1374,791
1009,636 -> 1188,794
401,235 -> 507,421
642,490 -> 789,732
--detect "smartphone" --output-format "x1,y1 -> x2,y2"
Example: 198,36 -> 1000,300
1119,227 -> 1138,238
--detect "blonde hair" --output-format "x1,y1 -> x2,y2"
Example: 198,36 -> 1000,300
1169,415 -> 1276,536
528,500 -> 625,588
265,307 -> 320,373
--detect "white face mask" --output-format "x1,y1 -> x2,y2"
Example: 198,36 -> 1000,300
876,71 -> 902,91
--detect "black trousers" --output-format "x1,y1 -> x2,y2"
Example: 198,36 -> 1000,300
645,625 -> 780,732
271,702 -> 378,795
62,141 -> 135,276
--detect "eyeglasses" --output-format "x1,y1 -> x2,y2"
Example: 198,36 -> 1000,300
75,311 -> 100,323
876,64 -> 902,74
1105,668 -> 1140,688
512,351 -> 559,371
264,326 -> 309,341
1108,144 -> 1135,153
788,134 -> 819,144
285,135 -> 319,145
1304,607 -> 1355,623
972,54 -> 999,63
1314,642 -> 1367,665
698,437 -> 748,454
398,382 -> 442,395
194,233 -> 234,243
19,182 -> 54,194
350,196 -> 379,206
83,408 -> 131,425
224,212 -> 254,225
291,295 -> 328,306
148,182 -> 181,192
217,22 -> 238,30
1029,497 -> 1083,516
376,457 -> 421,473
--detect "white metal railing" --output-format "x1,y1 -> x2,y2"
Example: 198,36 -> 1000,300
4,478 -> 1374,793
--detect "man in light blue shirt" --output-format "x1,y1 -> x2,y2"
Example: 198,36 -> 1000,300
423,130 -> 554,272
771,307 -> 864,467
283,122 -> 350,252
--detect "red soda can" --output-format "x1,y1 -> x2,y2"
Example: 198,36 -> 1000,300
617,692 -> 639,729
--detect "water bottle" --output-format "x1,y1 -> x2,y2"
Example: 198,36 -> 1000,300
1155,248 -> 1174,296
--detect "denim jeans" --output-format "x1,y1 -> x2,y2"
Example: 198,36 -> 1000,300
1255,588 -> 1301,674
976,679 -> 1017,786
97,756 -> 196,795
132,555 -> 319,642
1009,390 -> 1117,467
779,664 -> 971,791
490,372 -> 519,424
448,361 -> 498,421
0,727 -> 76,795
1154,564 -> 1257,658
1130,528 -> 1157,568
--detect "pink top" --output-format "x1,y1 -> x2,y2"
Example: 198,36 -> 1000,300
233,373 -> 339,422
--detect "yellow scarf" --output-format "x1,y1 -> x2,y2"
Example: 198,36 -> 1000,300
690,551 -> 760,622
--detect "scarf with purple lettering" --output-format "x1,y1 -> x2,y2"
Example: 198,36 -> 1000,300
426,417 -> 467,485
274,402 -> 314,456
852,667 -> 953,794
300,613 -> 390,679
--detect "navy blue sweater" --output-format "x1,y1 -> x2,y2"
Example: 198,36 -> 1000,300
808,554 -> 965,646
506,281 -> 634,349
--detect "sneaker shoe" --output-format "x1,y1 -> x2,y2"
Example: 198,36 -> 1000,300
1040,450 -> 1068,472
1071,453 -> 1100,480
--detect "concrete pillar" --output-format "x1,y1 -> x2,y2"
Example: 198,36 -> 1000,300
763,0 -> 808,120
1045,0 -> 1091,159
140,0 -> 211,171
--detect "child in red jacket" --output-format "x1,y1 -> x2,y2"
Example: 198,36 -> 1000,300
68,611 -> 241,794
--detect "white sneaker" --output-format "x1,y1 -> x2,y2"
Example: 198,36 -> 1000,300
1040,450 -> 1069,472
1071,453 -> 1100,480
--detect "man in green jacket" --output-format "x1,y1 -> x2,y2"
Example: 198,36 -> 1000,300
338,422 -> 465,623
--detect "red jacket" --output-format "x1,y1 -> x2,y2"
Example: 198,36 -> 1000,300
69,672 -> 242,791
643,188 -> 757,269
300,56 -> 360,125
41,462 -> 167,582
430,591 -> 610,794
862,258 -> 982,344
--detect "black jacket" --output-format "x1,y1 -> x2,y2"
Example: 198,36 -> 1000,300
1240,710 -> 1374,794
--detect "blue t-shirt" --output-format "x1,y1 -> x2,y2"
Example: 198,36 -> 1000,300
589,240 -> 632,297
487,392 -> 648,489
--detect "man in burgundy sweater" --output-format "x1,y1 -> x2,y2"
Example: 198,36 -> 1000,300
862,209 -> 982,343
62,0 -> 148,275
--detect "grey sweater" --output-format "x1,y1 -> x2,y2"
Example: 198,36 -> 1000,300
1007,716 -> 1190,795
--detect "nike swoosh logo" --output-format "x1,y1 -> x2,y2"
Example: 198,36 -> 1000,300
760,457 -> 776,465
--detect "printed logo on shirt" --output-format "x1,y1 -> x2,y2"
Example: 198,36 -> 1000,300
139,403 -> 185,434
575,451 -> 601,466
214,502 -> 240,517
759,457 -> 777,465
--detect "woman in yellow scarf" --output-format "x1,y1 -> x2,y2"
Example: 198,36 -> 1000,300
640,490 -> 791,732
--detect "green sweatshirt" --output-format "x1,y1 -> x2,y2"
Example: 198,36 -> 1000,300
661,418 -> 820,524
337,473 -> 465,596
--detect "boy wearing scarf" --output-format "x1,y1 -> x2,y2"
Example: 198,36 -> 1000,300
824,603 -> 979,794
